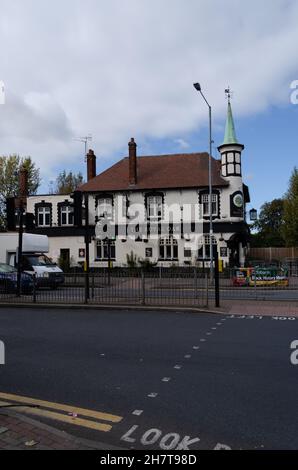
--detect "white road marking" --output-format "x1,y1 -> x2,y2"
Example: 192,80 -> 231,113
216,323 -> 222,326
141,429 -> 162,446
193,346 -> 199,350
184,354 -> 191,359
162,377 -> 171,382
160,433 -> 181,450
174,365 -> 182,369
200,339 -> 206,342
206,332 -> 212,335
211,327 -> 217,330
121,425 -> 200,450
132,410 -> 143,416
121,425 -> 138,443
147,393 -> 158,398
214,442 -> 232,450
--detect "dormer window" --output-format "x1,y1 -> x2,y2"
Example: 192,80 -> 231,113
96,195 -> 113,219
146,192 -> 164,220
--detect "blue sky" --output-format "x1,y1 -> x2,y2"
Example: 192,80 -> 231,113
0,0 -> 298,214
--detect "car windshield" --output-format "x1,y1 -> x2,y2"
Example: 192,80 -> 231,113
0,263 -> 16,273
26,255 -> 55,267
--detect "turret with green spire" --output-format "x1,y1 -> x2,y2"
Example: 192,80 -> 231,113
218,89 -> 244,179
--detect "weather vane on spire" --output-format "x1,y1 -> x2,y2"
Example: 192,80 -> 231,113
225,86 -> 233,102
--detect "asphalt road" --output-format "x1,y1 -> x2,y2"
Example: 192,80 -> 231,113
0,307 -> 298,450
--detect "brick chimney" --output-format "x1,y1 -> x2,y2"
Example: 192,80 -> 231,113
129,138 -> 137,185
19,165 -> 28,198
86,149 -> 96,181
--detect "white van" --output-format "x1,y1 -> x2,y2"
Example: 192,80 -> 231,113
0,233 -> 64,289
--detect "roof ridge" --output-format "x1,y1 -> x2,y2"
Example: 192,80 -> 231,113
123,151 -> 212,159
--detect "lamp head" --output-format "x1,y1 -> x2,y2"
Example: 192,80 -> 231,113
193,82 -> 201,92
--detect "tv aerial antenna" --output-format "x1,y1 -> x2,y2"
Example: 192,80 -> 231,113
74,134 -> 92,161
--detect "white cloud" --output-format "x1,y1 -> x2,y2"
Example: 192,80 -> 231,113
174,139 -> 190,150
0,0 -> 298,179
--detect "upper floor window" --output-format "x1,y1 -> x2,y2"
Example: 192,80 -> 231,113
60,205 -> 74,226
201,194 -> 218,217
146,193 -> 163,220
96,196 -> 113,219
221,151 -> 241,177
36,205 -> 51,227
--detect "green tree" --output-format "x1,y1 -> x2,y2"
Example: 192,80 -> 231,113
54,170 -> 84,194
0,155 -> 41,229
282,167 -> 298,246
250,198 -> 285,247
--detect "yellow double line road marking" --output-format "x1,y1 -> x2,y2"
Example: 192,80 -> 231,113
0,392 -> 122,432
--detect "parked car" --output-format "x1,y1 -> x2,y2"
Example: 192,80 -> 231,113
21,254 -> 64,289
0,263 -> 34,294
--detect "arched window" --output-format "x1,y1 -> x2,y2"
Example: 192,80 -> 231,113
159,236 -> 178,260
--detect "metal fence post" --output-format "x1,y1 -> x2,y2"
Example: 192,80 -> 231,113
214,250 -> 220,308
205,273 -> 209,308
141,269 -> 145,305
33,273 -> 36,303
92,272 -> 95,299
194,267 -> 198,303
84,273 -> 88,304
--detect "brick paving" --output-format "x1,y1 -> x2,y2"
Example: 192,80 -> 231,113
220,300 -> 298,316
0,410 -> 119,450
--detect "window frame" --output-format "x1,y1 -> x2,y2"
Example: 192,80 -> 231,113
199,190 -> 220,219
145,192 -> 164,221
95,194 -> 114,220
95,239 -> 116,261
35,202 -> 52,227
159,236 -> 178,261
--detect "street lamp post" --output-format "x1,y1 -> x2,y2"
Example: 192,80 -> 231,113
16,202 -> 24,297
193,83 -> 214,280
84,193 -> 90,302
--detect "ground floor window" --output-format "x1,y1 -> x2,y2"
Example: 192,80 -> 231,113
159,236 -> 178,260
95,240 -> 116,260
197,235 -> 217,259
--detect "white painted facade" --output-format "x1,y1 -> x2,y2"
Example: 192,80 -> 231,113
6,102 -> 250,269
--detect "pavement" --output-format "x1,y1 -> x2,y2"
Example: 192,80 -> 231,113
0,409 -> 120,450
219,299 -> 298,316
0,305 -> 298,450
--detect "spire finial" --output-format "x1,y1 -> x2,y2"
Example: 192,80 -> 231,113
225,86 -> 233,103
222,88 -> 239,145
